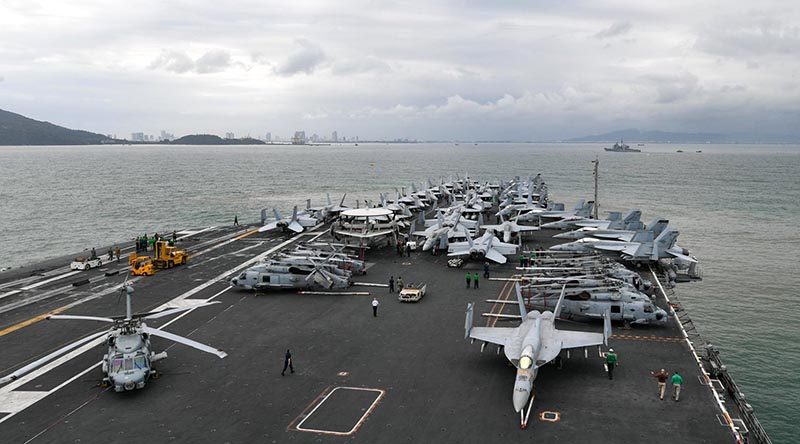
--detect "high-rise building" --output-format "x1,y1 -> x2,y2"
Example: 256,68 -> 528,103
331,131 -> 338,142
292,131 -> 306,145
159,130 -> 174,142
225,132 -> 235,140
265,132 -> 272,142
131,132 -> 144,142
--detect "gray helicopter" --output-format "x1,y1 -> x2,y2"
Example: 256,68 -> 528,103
231,256 -> 352,291
0,278 -> 226,392
518,283 -> 668,326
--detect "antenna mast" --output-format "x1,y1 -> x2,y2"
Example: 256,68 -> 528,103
592,156 -> 599,219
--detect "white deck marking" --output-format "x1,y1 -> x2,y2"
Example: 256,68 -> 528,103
0,290 -> 21,301
19,271 -> 83,290
295,386 -> 385,435
0,391 -> 49,414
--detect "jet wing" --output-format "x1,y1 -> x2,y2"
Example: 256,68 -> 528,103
556,330 -> 605,349
468,327 -> 515,347
666,249 -> 697,263
259,221 -> 279,232
591,243 -> 636,255
287,221 -> 304,233
592,232 -> 635,242
485,248 -> 508,264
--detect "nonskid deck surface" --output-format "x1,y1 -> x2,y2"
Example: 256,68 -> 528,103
0,225 -> 734,443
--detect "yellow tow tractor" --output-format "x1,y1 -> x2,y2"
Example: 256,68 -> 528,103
152,240 -> 189,269
129,253 -> 155,276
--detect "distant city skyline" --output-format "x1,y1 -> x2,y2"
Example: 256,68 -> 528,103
1,1 -> 798,141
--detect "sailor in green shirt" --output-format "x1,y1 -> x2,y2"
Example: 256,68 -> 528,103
518,254 -> 525,267
671,371 -> 684,401
473,272 -> 479,289
465,272 -> 471,289
605,348 -> 618,380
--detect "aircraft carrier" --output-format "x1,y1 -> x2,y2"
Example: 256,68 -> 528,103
0,210 -> 771,442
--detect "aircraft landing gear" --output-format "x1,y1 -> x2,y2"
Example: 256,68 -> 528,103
519,391 -> 536,429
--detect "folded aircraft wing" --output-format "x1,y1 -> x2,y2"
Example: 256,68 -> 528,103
468,327 -> 515,347
556,330 -> 605,349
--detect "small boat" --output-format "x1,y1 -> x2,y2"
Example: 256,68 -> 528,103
676,150 -> 684,153
696,150 -> 702,153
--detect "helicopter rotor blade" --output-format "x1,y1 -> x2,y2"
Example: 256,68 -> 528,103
47,315 -> 115,323
0,330 -> 108,385
143,326 -> 227,359
141,301 -> 221,320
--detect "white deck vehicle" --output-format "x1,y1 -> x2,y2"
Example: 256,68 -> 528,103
398,283 -> 427,302
70,256 -> 108,271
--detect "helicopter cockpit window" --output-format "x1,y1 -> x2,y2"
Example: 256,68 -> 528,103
134,355 -> 147,370
111,357 -> 124,373
124,357 -> 134,371
519,356 -> 533,369
644,305 -> 654,313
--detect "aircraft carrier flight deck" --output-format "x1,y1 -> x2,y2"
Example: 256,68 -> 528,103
0,217 -> 767,443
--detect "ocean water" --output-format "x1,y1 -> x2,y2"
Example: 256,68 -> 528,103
0,143 -> 797,442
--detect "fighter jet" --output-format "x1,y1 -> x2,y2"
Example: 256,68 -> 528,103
411,211 -> 471,251
447,231 -> 518,264
306,193 -> 348,221
553,218 -> 668,242
481,215 -> 540,243
514,200 -> 594,226
464,284 -> 611,428
259,206 -> 318,233
572,209 -> 644,231
551,227 -> 697,263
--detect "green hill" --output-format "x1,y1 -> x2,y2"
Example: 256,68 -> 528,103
170,134 -> 265,145
0,109 -> 111,145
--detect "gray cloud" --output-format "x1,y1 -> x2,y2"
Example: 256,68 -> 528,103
0,1 -> 799,141
274,40 -> 325,76
595,21 -> 632,39
149,49 -> 233,74
149,50 -> 195,74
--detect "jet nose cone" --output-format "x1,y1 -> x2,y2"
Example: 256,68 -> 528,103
513,388 -> 530,412
553,232 -> 575,239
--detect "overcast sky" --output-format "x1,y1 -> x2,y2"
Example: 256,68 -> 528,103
1,0 -> 798,140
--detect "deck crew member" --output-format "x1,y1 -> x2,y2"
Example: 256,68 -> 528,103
90,247 -> 97,260
651,368 -> 669,400
397,276 -> 404,290
473,272 -> 479,289
465,272 -> 471,288
389,276 -> 395,293
671,371 -> 683,401
483,262 -> 490,279
518,254 -> 525,268
605,349 -> 618,380
405,242 -> 412,257
282,349 -> 294,376
107,248 -> 113,261
234,215 -> 239,227
372,298 -> 380,317
114,247 -> 121,262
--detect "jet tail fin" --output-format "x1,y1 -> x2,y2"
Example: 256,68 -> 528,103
273,208 -> 283,221
291,206 -> 298,222
327,193 -> 332,206
603,309 -> 612,346
465,302 -> 474,339
514,283 -> 527,317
